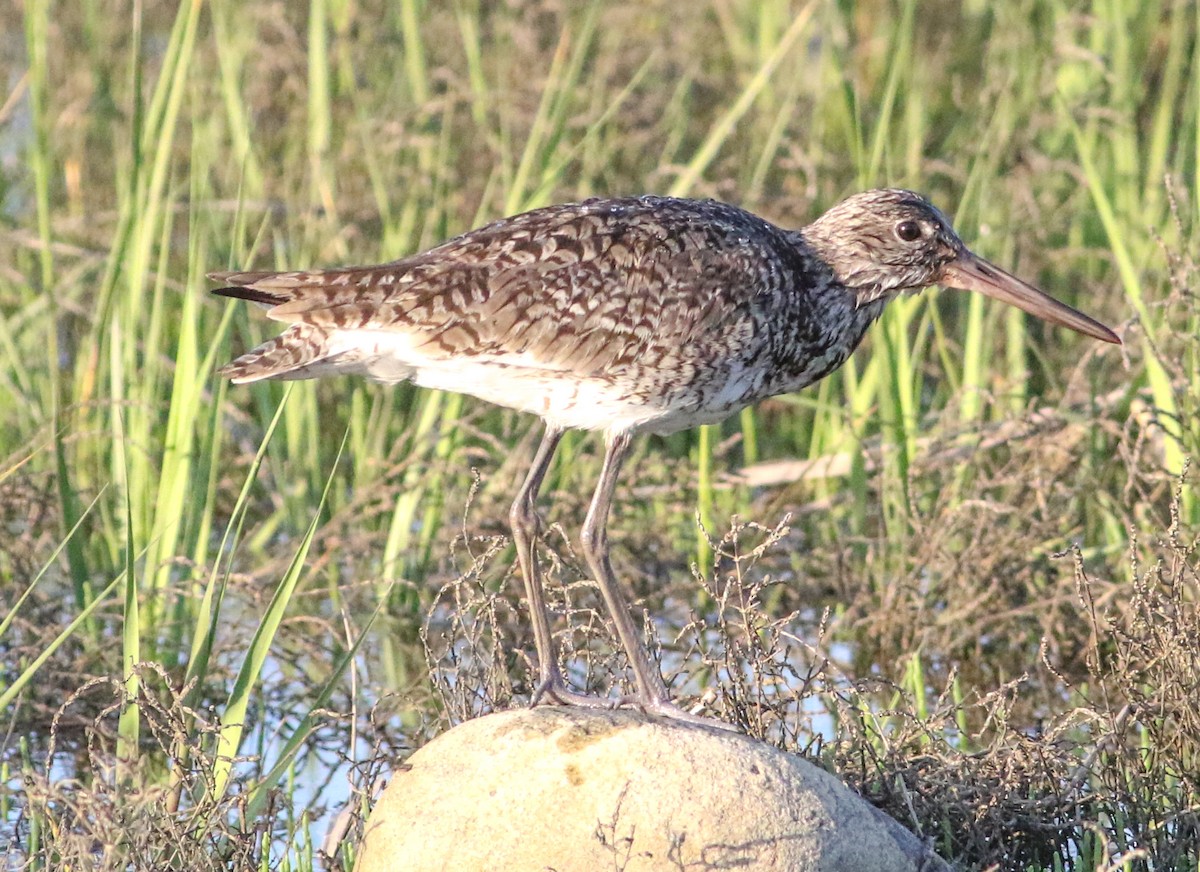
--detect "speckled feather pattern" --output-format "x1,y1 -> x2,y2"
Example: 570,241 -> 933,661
211,193 -> 930,434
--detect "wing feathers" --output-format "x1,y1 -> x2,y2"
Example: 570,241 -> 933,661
210,197 -> 783,387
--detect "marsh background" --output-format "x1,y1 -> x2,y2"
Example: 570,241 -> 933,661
2,0 -> 1199,868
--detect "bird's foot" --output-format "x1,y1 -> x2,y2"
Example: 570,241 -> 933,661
635,696 -> 739,732
530,676 -> 620,710
529,676 -> 736,732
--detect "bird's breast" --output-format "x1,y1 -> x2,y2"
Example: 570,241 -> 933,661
756,290 -> 886,396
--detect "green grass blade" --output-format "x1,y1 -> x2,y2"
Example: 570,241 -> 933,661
244,593 -> 388,820
0,487 -> 105,641
211,429 -> 350,801
668,2 -> 816,198
1060,97 -> 1182,475
116,417 -> 140,773
0,572 -> 125,713
184,387 -> 293,689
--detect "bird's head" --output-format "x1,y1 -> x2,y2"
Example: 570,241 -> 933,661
803,188 -> 1120,344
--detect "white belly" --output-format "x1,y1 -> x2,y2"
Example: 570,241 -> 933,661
322,328 -> 758,435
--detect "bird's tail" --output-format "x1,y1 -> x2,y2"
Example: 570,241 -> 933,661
212,269 -> 341,383
209,270 -> 298,307
218,322 -> 335,383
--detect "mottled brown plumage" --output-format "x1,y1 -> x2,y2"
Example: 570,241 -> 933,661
212,189 -> 1118,725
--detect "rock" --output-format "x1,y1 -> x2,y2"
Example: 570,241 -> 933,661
354,707 -> 949,872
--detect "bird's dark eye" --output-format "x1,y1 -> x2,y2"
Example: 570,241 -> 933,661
895,220 -> 923,242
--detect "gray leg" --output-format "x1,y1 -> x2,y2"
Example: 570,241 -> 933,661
581,431 -> 732,728
510,425 -> 609,708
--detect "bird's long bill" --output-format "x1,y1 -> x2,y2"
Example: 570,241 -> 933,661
940,253 -> 1121,344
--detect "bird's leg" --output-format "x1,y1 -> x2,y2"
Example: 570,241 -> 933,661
581,432 -> 732,729
510,425 -> 610,709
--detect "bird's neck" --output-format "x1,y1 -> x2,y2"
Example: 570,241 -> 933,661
764,234 -> 892,394
794,226 -> 897,302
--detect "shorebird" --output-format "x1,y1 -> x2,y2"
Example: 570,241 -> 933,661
212,189 -> 1119,725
